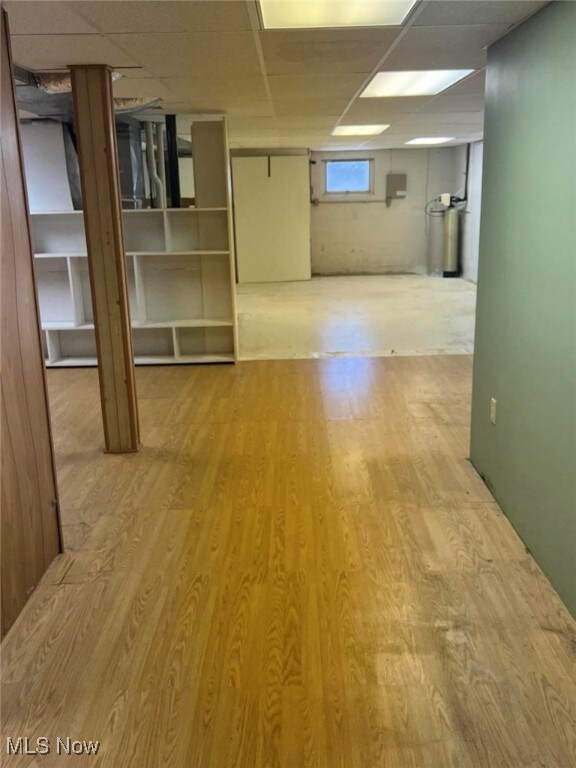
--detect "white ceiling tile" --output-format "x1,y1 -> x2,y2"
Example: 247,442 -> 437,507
343,97 -> 432,121
260,28 -> 401,75
414,1 -> 549,27
228,117 -> 278,131
268,74 -> 368,101
11,34 -> 139,69
229,116 -> 339,132
381,24 -> 511,70
217,102 -> 275,118
389,113 -> 484,134
393,111 -> 484,125
157,101 -> 275,118
151,101 -> 222,115
163,76 -> 269,104
115,66 -> 158,80
113,77 -> 175,101
315,137 -> 376,150
4,1 -> 97,34
417,93 -> 485,113
274,97 -> 351,118
278,116 -> 342,129
443,69 -> 485,95
107,32 -> 262,78
68,1 -> 251,33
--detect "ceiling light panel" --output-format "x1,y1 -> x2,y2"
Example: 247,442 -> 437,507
405,137 -> 455,145
361,70 -> 474,97
259,0 -> 418,29
332,124 -> 389,136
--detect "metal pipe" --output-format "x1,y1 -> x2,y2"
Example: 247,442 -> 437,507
155,123 -> 167,208
145,121 -> 163,208
165,114 -> 181,208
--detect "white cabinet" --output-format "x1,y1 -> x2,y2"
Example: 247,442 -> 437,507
31,119 -> 238,367
232,155 -> 311,284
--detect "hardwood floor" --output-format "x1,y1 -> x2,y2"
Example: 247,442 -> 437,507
1,356 -> 575,767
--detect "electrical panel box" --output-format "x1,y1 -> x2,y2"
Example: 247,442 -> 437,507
386,173 -> 407,200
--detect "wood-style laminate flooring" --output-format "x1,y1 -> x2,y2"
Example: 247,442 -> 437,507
1,356 -> 575,767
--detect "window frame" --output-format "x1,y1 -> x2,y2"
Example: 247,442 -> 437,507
323,158 -> 375,196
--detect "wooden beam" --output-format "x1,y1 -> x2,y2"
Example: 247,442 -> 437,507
70,65 -> 140,453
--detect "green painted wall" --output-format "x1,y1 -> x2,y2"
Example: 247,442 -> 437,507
471,1 -> 576,617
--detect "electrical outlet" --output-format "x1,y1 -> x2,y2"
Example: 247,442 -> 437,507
490,397 -> 497,425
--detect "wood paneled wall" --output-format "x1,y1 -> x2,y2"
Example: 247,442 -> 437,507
0,9 -> 62,637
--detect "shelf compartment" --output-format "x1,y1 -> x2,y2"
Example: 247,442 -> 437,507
69,255 -> 138,325
34,258 -> 75,325
47,328 -> 97,364
176,326 -> 234,358
199,254 -> 234,319
140,254 -> 204,322
132,327 -> 174,358
123,210 -> 165,252
31,212 -> 86,254
165,209 -> 228,252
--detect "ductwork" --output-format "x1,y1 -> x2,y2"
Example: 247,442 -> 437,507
117,118 -> 146,208
35,70 -> 122,94
16,68 -> 161,120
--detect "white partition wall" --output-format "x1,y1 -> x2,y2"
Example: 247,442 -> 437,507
20,122 -> 74,213
31,119 -> 237,367
232,155 -> 311,284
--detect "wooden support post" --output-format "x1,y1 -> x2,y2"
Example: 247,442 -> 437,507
70,65 -> 140,453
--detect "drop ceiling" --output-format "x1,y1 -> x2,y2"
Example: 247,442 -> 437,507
6,0 -> 549,150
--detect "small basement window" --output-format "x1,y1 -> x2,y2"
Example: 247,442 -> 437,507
325,159 -> 372,194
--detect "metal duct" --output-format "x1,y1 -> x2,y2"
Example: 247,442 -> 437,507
155,123 -> 167,208
117,118 -> 146,208
145,121 -> 164,209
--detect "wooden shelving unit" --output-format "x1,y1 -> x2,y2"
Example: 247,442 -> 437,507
31,119 -> 237,367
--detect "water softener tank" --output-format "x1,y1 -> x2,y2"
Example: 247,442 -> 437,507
443,207 -> 460,277
426,213 -> 444,276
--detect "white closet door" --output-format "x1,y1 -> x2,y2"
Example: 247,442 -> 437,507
232,155 -> 311,283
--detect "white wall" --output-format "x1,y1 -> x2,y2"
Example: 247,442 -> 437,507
461,141 -> 483,283
310,147 -> 468,276
20,122 -> 73,212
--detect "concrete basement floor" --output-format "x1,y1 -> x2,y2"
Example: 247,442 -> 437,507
237,274 -> 477,361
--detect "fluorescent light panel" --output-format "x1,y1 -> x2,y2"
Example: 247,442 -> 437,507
361,70 -> 474,98
405,137 -> 455,145
332,124 -> 389,136
259,0 -> 418,29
